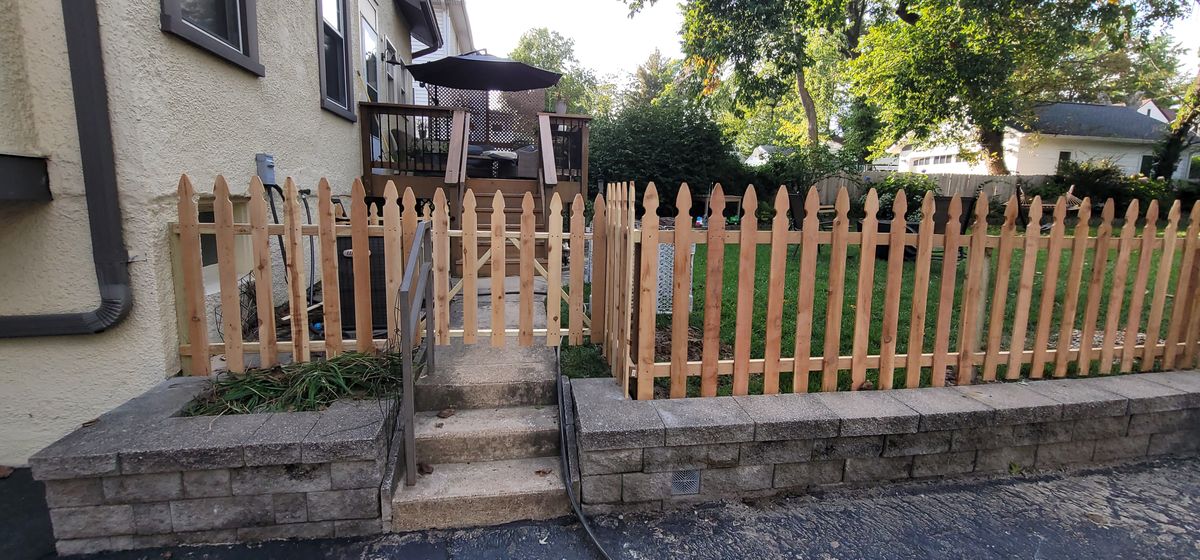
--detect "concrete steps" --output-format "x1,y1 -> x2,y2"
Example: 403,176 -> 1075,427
414,343 -> 557,411
390,456 -> 570,532
391,339 -> 569,532
415,405 -> 559,463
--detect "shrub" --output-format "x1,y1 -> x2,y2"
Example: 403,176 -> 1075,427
1051,159 -> 1173,214
759,145 -> 862,194
863,173 -> 939,220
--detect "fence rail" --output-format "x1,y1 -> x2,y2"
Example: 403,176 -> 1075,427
609,181 -> 1200,400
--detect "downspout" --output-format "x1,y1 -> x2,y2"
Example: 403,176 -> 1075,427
0,0 -> 132,338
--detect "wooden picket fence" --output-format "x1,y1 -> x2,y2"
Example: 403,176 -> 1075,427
173,175 -> 603,375
611,181 -> 1200,400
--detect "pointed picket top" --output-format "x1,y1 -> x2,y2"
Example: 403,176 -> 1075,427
591,192 -> 603,219
1144,199 -> 1159,225
550,190 -> 563,215
805,186 -> 820,219
521,191 -> 535,214
709,183 -> 725,222
676,183 -> 692,221
492,189 -> 505,213
573,192 -> 585,213
1100,198 -> 1115,223
421,201 -> 431,221
434,187 -> 449,218
459,189 -> 473,216
1075,197 -> 1092,225
1050,195 -> 1067,224
773,186 -> 789,222
250,175 -> 267,201
862,188 -> 879,217
945,194 -> 962,224
177,173 -> 196,207
402,186 -> 417,216
741,184 -> 757,216
213,174 -> 231,202
1190,200 -> 1200,225
892,188 -> 907,219
383,179 -> 399,203
919,190 -> 934,221
1027,196 -> 1043,226
974,191 -> 989,225
1123,199 -> 1140,224
367,201 -> 379,224
644,182 -> 659,215
834,185 -> 850,216
1167,199 -> 1181,223
352,177 -> 367,204
1003,194 -> 1019,227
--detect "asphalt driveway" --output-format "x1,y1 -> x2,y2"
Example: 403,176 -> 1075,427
6,457 -> 1197,559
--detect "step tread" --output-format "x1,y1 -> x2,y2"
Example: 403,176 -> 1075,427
393,456 -> 564,503
415,406 -> 559,442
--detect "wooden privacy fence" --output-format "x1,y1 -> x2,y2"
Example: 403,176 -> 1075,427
173,175 -> 605,375
608,181 -> 1200,400
810,172 -> 1051,203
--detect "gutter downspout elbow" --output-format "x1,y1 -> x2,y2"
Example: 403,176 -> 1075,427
0,0 -> 132,338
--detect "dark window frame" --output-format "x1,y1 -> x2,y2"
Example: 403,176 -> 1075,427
160,0 -> 264,77
317,0 -> 357,122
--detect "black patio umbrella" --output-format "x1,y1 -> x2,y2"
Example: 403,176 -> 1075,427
405,52 -> 562,91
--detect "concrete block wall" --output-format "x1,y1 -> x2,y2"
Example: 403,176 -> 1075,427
30,377 -> 397,556
572,371 -> 1200,512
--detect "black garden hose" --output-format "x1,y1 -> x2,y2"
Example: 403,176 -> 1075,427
554,342 -> 615,560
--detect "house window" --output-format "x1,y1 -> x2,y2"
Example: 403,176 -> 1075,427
1058,151 -> 1072,163
318,0 -> 356,121
384,39 -> 402,103
161,0 -> 263,76
361,1 -> 380,102
1140,155 -> 1155,176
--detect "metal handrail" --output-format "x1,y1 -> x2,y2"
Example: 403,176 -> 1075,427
397,220 -> 435,486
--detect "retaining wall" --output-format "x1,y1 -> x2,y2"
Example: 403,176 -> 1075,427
29,377 -> 397,556
572,372 -> 1200,512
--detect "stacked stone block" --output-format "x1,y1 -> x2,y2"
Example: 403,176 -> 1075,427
573,371 -> 1200,512
31,377 -> 397,556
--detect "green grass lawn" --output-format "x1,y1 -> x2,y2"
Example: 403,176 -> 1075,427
644,226 -> 1189,397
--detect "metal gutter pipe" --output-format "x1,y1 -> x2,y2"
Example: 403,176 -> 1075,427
0,0 -> 132,338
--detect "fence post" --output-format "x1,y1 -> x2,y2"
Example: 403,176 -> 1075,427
213,176 -> 244,372
636,184 -> 660,400
316,179 -> 341,358
591,193 -> 607,345
176,174 -> 210,376
732,186 -> 759,396
547,192 -> 564,344
670,184 -> 693,398
383,181 -> 403,346
701,184 -> 726,397
433,189 -> 451,345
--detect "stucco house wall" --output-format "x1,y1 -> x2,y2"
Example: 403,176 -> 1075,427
0,0 -> 416,466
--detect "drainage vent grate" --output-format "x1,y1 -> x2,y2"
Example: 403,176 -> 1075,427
670,470 -> 701,495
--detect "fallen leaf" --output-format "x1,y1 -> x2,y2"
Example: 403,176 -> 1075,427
418,463 -> 434,476
435,422 -> 444,428
81,418 -> 99,427
0,466 -> 13,479
535,468 -> 553,477
436,408 -> 456,419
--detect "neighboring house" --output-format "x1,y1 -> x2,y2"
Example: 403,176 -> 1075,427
1136,98 -> 1176,124
745,145 -> 794,167
0,0 -> 447,466
411,0 -> 475,105
898,102 -> 1199,180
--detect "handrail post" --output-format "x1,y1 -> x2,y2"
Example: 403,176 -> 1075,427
397,280 -> 416,486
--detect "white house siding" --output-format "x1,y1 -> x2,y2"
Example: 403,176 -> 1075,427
0,0 -> 411,465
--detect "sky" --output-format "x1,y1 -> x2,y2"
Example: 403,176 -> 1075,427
464,0 -> 684,80
464,1 -> 1198,82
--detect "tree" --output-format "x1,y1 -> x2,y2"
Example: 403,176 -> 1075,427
590,97 -> 746,208
627,0 -> 825,147
508,28 -> 599,113
627,49 -> 681,106
849,1 -> 1189,174
1152,65 -> 1200,179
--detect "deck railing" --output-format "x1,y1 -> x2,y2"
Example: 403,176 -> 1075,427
359,102 -> 469,195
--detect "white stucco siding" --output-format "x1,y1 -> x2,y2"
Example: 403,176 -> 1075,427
0,0 -> 414,466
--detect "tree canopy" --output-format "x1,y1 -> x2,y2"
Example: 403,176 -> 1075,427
507,28 -> 602,113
